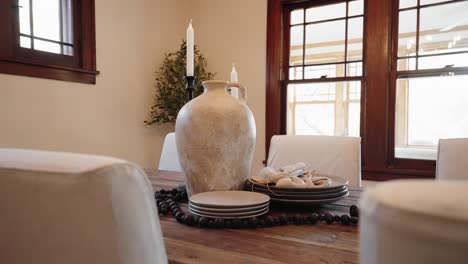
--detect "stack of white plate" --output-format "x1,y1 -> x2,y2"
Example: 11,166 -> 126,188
245,175 -> 349,205
189,191 -> 270,219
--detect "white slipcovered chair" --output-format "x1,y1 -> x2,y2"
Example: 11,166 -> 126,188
360,180 -> 468,264
267,135 -> 361,187
158,132 -> 182,171
0,148 -> 167,264
436,138 -> 468,180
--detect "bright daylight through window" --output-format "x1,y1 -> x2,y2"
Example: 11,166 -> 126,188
18,0 -> 74,55
394,0 -> 468,160
286,0 -> 363,137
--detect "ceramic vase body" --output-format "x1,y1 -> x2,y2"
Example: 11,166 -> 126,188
175,80 -> 256,196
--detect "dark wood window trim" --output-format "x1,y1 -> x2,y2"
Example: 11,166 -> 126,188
266,0 -> 439,180
0,0 -> 99,84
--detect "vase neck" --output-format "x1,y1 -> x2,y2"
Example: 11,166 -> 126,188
202,80 -> 227,93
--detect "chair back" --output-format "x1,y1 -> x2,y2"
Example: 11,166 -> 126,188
267,135 -> 361,187
360,180 -> 468,264
0,148 -> 167,264
158,132 -> 182,171
436,138 -> 468,180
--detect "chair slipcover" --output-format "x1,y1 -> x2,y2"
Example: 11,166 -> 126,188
158,132 -> 182,172
360,180 -> 468,264
267,135 -> 361,187
436,138 -> 468,180
0,148 -> 167,264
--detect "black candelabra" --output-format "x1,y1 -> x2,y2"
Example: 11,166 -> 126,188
185,76 -> 196,101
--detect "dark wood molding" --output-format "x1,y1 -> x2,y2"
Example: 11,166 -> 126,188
265,0 -> 437,180
0,59 -> 97,84
0,0 -> 98,84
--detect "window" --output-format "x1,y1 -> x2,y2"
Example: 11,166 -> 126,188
0,0 -> 98,84
284,0 -> 364,137
392,0 -> 468,160
267,0 -> 468,179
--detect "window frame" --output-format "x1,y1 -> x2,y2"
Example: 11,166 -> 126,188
0,0 -> 98,84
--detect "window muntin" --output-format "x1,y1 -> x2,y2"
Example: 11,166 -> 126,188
285,0 -> 364,137
394,0 -> 468,160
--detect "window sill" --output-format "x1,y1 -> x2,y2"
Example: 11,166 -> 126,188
395,147 -> 437,161
0,58 -> 99,84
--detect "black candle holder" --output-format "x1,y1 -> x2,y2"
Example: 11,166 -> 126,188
185,76 -> 196,101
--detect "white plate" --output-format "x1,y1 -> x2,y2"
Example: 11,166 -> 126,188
247,175 -> 348,192
251,188 -> 349,200
190,205 -> 268,216
189,191 -> 270,208
189,202 -> 269,213
189,207 -> 269,219
247,184 -> 348,195
270,192 -> 349,205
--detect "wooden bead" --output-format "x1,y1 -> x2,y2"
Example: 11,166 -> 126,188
350,205 -> 359,218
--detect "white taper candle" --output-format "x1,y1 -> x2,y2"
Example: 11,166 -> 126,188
187,19 -> 194,76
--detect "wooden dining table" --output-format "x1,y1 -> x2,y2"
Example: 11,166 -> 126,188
145,169 -> 362,264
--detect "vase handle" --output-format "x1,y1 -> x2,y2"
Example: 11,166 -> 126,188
227,82 -> 247,103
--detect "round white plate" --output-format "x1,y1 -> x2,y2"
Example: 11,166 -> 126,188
251,188 -> 349,200
190,205 -> 268,216
189,202 -> 269,213
189,207 -> 269,219
270,192 -> 349,205
189,191 -> 270,208
247,175 -> 348,192
247,185 -> 348,195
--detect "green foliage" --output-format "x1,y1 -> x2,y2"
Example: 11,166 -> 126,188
145,40 -> 215,125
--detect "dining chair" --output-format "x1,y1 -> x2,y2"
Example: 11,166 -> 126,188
360,180 -> 468,264
436,138 -> 468,180
267,135 -> 361,187
0,148 -> 167,264
158,132 -> 182,171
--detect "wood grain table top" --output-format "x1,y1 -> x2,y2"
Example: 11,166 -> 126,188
145,169 -> 362,264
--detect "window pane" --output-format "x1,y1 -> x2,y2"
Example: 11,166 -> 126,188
398,10 -> 417,57
290,25 -> 304,66
347,17 -> 363,61
418,53 -> 468,69
395,76 -> 468,160
306,3 -> 346,22
419,1 -> 468,56
289,67 -> 303,80
304,64 -> 341,79
400,0 -> 417,8
33,0 -> 60,41
348,103 -> 360,137
34,39 -> 61,54
305,20 -> 346,64
349,0 -> 364,16
19,0 -> 31,35
397,57 -> 417,71
287,82 -> 361,136
347,62 -> 362,76
291,9 -> 304,25
20,36 -> 31,48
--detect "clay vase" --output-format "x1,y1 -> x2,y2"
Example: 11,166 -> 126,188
175,80 -> 256,196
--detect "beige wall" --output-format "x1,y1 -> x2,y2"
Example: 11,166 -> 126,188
0,0 -> 188,167
190,0 -> 268,173
0,0 -> 268,173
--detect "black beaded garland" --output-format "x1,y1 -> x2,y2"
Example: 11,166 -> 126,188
155,186 -> 360,230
